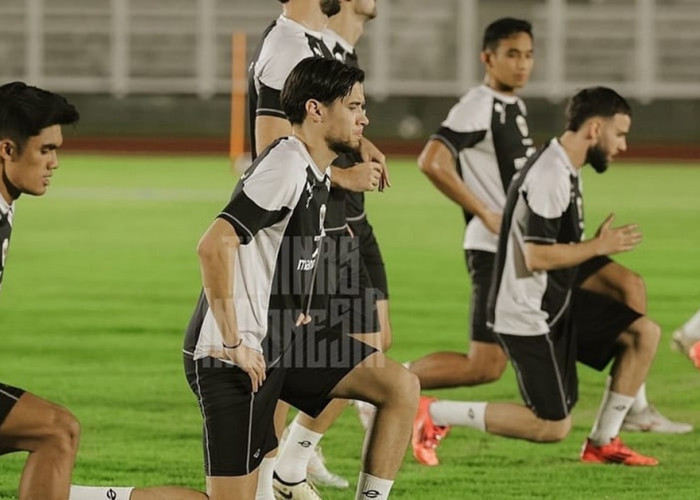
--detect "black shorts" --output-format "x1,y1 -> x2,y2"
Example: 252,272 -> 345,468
348,216 -> 389,300
496,307 -> 579,421
465,250 -> 497,344
184,330 -> 376,477
573,288 -> 642,371
576,255 -> 613,286
0,382 -> 25,427
323,232 -> 380,335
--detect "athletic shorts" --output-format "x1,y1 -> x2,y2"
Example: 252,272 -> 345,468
322,231 -> 380,335
184,328 -> 376,477
576,255 -> 613,285
465,250 -> 497,344
0,382 -> 25,427
495,306 -> 579,421
573,287 -> 642,371
348,216 -> 389,300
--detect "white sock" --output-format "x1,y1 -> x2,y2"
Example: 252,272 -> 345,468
429,400 -> 487,431
355,472 -> 393,500
680,308 -> 700,340
255,457 -> 276,500
588,390 -> 635,445
70,485 -> 134,500
274,420 -> 323,483
630,382 -> 649,414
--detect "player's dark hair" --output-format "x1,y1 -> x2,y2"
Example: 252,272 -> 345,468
482,17 -> 533,51
277,0 -> 289,3
565,87 -> 632,131
0,82 -> 79,154
281,57 -> 365,125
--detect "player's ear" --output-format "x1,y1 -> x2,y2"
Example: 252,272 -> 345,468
586,119 -> 601,142
0,140 -> 15,161
480,50 -> 491,67
304,99 -> 325,123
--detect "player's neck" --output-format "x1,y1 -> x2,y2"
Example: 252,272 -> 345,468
558,132 -> 587,169
484,79 -> 517,97
327,15 -> 365,46
283,5 -> 328,33
0,167 -> 20,204
292,130 -> 336,173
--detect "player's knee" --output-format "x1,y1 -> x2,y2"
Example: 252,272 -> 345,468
380,325 -> 392,352
620,271 -> 647,310
467,351 -> 508,384
532,417 -> 571,443
385,366 -> 420,412
46,407 -> 80,455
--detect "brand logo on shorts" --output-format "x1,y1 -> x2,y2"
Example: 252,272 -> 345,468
253,448 -> 261,458
106,489 -> 117,500
362,490 -> 382,498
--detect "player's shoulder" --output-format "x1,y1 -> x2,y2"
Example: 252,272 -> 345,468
522,140 -> 575,215
442,85 -> 494,132
255,16 -> 321,89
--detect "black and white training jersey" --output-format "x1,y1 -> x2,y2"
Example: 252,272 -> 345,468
0,196 -> 14,295
183,137 -> 331,361
432,85 -> 536,253
248,15 -> 333,159
488,139 -> 584,336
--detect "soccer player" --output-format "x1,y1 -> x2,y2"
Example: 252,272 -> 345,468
191,56 -> 416,500
273,0 -> 388,491
408,18 -> 690,465
249,1 -> 391,497
416,87 -> 660,466
0,82 -> 81,500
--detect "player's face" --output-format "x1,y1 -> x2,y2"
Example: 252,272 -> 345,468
324,82 -> 368,154
483,32 -> 534,94
354,0 -> 377,19
320,0 -> 341,17
587,113 -> 630,173
0,125 -> 63,197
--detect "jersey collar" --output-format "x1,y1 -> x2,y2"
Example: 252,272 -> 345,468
278,14 -> 325,40
323,28 -> 355,54
479,84 -> 520,105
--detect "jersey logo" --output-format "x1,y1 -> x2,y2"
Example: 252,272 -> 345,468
494,102 -> 506,124
516,115 -> 529,138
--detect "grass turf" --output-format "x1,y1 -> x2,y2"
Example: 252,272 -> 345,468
0,155 -> 699,499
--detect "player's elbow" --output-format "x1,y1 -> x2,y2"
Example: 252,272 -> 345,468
197,232 -> 219,263
417,156 -> 443,182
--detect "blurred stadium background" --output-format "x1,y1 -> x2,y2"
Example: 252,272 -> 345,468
1,0 -> 700,155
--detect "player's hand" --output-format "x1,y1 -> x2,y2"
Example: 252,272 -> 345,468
222,345 -> 267,392
481,210 -> 503,235
595,213 -> 642,256
359,137 -> 391,191
333,162 -> 384,192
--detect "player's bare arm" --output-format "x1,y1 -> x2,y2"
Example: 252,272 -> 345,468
419,138 -> 502,234
197,218 -> 266,391
255,115 -> 293,156
524,213 -> 642,272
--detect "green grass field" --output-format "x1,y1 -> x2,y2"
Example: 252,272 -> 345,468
1,155 -> 699,499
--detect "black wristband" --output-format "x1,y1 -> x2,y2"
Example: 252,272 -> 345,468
222,338 -> 243,350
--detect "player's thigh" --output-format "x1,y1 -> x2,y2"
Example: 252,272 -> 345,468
497,325 -> 578,421
466,250 -> 499,344
0,389 -> 78,452
469,340 -> 508,375
573,288 -> 642,371
279,330 -> 377,417
328,352 -> 419,406
578,257 -> 643,303
184,357 -> 281,477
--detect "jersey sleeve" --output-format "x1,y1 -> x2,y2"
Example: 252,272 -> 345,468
217,152 -> 306,244
431,90 -> 491,157
521,167 -> 572,245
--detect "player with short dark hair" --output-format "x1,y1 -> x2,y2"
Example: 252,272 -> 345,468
0,81 -> 81,500
187,57 -> 417,500
417,87 -> 661,466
